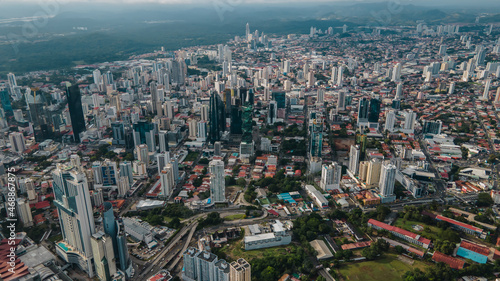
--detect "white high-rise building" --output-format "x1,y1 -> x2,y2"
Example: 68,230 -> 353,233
348,145 -> 360,175
136,144 -> 149,164
403,110 -> 416,131
188,119 -> 198,139
93,69 -> 101,85
385,110 -> 396,132
230,258 -> 251,281
9,132 -> 26,154
392,63 -> 402,82
320,163 -> 342,191
209,160 -> 226,203
117,176 -> 130,198
379,163 -> 396,197
317,88 -> 325,104
7,73 -> 17,87
197,121 -> 208,141
201,105 -> 209,121
119,161 -> 133,185
331,66 -> 337,85
17,198 -> 33,227
91,231 -> 116,281
449,82 -> 455,95
53,165 -> 95,277
495,87 -> 500,103
337,66 -> 344,87
366,159 -> 382,188
159,130 -> 169,153
160,164 -> 175,199
395,83 -> 403,99
483,79 -> 491,100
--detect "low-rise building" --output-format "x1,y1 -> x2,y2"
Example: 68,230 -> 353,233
367,219 -> 431,249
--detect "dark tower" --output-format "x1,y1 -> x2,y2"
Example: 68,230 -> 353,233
67,85 -> 86,143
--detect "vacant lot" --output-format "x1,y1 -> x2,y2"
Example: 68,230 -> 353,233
338,253 -> 429,281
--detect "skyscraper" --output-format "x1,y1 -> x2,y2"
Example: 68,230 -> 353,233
92,160 -> 118,187
368,98 -> 381,124
357,97 -> 370,124
159,130 -> 169,153
17,198 -> 33,227
379,163 -> 396,198
320,163 -> 342,191
132,120 -> 155,152
119,161 -> 133,185
91,231 -> 116,281
53,165 -> 95,277
102,202 -> 131,277
366,159 -> 382,188
230,259 -> 251,281
67,84 -> 86,143
422,120 -> 442,135
483,79 -> 491,100
385,110 -> 396,132
392,63 -> 402,82
403,110 -> 416,131
267,101 -> 277,125
9,132 -> 26,154
337,91 -> 345,111
209,160 -> 226,203
337,66 -> 344,87
160,164 -> 175,199
309,119 -> 323,158
0,87 -> 13,115
209,92 -> 226,144
349,145 -> 360,175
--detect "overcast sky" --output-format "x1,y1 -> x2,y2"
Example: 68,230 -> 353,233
2,0 -> 499,4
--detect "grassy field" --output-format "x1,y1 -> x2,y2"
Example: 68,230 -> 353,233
338,253 -> 429,281
220,239 -> 298,262
48,234 -> 63,243
393,219 -> 440,241
184,152 -> 199,162
224,214 -> 246,221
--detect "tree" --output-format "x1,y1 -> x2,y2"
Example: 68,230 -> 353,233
236,178 -> 247,187
477,193 -> 494,207
261,266 -> 277,281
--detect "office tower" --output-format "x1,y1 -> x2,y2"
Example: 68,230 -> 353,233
157,152 -> 171,175
117,176 -> 130,198
366,159 -> 382,188
337,91 -> 345,111
392,63 -> 402,82
201,105 -> 209,121
449,82 -> 455,95
395,83 -> 403,99
230,106 -> 243,135
188,119 -> 198,139
357,97 -> 370,124
111,122 -> 126,145
209,92 -> 226,144
379,163 -> 396,197
198,121 -> 208,141
317,88 -> 325,104
246,23 -> 250,40
0,87 -> 13,114
136,144 -> 149,164
385,110 -> 396,132
67,84 -> 86,143
337,66 -> 344,87
230,259 -> 251,281
160,164 -> 175,199
132,120 -> 155,152
158,130 -> 170,153
349,145 -> 360,175
320,163 -> 342,191
267,101 -> 277,125
272,92 -> 286,108
102,202 -> 132,277
17,198 -> 33,227
91,231 -> 116,281
309,119 -> 323,158
119,161 -> 133,185
403,110 -> 416,131
368,98 -> 381,123
92,160 -> 118,187
422,120 -> 442,135
9,132 -> 26,154
483,79 -> 491,100
53,165 -> 95,277
209,160 -> 225,203
214,141 -> 222,156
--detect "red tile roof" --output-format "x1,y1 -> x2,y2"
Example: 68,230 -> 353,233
459,240 -> 490,256
432,251 -> 465,270
436,215 -> 483,233
368,219 -> 431,246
